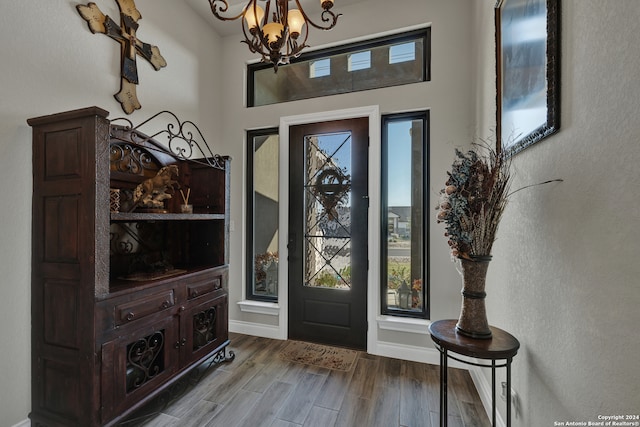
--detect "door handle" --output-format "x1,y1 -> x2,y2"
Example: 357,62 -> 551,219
287,233 -> 296,261
287,233 -> 296,251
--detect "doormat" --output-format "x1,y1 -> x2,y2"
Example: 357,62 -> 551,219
279,340 -> 358,371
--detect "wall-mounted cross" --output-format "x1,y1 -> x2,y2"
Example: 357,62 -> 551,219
77,0 -> 167,114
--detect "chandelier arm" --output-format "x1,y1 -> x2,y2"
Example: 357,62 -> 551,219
263,0 -> 273,23
208,0 -> 246,21
240,19 -> 257,52
240,19 -> 272,63
275,0 -> 285,23
241,32 -> 268,58
253,21 -> 274,54
286,25 -> 309,59
292,0 -> 341,31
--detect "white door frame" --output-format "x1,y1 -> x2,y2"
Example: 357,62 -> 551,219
277,105 -> 381,354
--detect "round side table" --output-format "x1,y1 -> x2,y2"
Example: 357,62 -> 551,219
429,319 -> 520,427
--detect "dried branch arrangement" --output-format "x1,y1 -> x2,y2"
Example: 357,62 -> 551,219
436,142 -> 512,260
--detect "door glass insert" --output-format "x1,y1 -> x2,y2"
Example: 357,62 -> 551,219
304,132 -> 352,289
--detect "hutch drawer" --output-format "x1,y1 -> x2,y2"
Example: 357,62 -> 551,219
114,290 -> 176,326
187,275 -> 222,300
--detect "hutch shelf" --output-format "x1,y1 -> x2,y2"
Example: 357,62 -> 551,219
28,106 -> 233,427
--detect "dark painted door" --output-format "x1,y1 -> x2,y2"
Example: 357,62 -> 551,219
288,118 -> 368,350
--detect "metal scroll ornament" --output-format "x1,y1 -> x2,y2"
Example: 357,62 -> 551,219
110,110 -> 227,170
193,308 -> 217,351
126,331 -> 164,391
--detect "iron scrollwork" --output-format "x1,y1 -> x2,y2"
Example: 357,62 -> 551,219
126,330 -> 165,392
119,345 -> 235,425
193,307 -> 217,351
110,143 -> 155,175
111,111 -> 227,169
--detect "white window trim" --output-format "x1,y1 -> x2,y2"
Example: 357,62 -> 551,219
376,315 -> 430,335
237,300 -> 280,316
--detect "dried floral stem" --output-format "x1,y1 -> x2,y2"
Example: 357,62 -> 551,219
507,179 -> 563,197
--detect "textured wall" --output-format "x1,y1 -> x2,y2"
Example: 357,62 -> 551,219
0,1 -> 222,425
473,1 -> 640,424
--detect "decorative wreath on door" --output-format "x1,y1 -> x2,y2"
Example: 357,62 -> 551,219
313,167 -> 351,221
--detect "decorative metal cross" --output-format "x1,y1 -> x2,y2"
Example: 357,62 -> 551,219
77,0 -> 167,114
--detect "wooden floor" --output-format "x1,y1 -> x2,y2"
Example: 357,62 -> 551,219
123,333 -> 490,427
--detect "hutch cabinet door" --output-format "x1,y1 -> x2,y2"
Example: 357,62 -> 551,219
180,293 -> 229,367
101,317 -> 180,422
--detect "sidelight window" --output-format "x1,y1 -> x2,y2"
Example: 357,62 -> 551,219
381,112 -> 429,318
246,128 -> 280,301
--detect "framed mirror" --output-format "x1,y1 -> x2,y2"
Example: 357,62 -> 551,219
496,0 -> 561,156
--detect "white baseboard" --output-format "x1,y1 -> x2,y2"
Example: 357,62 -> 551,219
11,419 -> 30,427
373,340 -> 473,370
374,340 -> 441,365
229,319 -> 284,340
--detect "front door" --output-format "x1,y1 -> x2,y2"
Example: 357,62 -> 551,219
288,118 -> 368,350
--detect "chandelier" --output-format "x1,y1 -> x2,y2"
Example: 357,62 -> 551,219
208,0 -> 341,71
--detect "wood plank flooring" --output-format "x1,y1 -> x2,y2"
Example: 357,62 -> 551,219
122,333 -> 490,427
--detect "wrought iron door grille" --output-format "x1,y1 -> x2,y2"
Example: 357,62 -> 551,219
303,132 -> 352,289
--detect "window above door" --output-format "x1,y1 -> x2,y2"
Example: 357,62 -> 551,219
248,27 -> 430,107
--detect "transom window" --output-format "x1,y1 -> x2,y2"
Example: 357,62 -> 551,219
389,42 -> 416,64
310,59 -> 331,78
248,28 -> 430,107
348,51 -> 371,71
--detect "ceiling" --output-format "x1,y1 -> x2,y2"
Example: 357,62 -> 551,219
185,0 -> 363,37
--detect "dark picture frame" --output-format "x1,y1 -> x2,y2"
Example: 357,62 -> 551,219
495,0 -> 560,156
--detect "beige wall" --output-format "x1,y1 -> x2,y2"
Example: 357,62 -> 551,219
218,0 -> 474,351
6,0 -> 634,425
0,1 -> 222,425
472,0 -> 640,424
1,0 -> 475,423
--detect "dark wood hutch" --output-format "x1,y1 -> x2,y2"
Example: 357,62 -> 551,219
28,106 -> 233,426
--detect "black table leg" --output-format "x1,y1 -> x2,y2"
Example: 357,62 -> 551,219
491,359 -> 496,426
441,347 -> 448,427
506,357 -> 512,427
